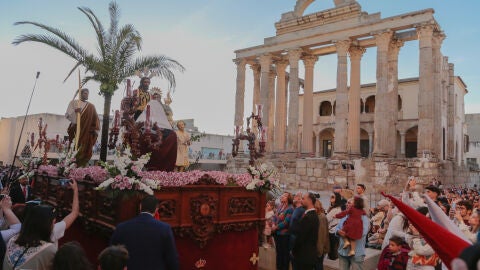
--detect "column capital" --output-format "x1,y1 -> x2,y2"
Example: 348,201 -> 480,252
432,31 -> 446,49
233,58 -> 247,67
258,54 -> 272,70
416,23 -> 435,36
287,48 -> 303,68
373,30 -> 393,50
250,63 -> 260,74
348,45 -> 366,60
334,40 -> 351,56
275,60 -> 288,72
388,39 -> 404,57
302,55 -> 318,68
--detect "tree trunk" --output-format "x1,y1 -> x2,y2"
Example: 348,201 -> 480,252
100,93 -> 112,162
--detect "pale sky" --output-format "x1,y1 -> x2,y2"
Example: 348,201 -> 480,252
0,0 -> 479,135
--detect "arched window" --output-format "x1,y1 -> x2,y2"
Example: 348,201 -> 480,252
365,96 -> 375,113
398,95 -> 402,111
319,101 -> 332,116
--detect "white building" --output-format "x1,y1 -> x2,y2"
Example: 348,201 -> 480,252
465,114 -> 480,171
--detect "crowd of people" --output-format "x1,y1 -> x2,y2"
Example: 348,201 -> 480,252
263,179 -> 479,270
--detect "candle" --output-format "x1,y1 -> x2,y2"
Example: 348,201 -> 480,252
145,105 -> 151,132
260,127 -> 267,142
114,110 -> 120,128
126,79 -> 131,97
256,104 -> 263,119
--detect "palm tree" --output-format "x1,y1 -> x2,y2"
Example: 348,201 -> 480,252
12,1 -> 184,162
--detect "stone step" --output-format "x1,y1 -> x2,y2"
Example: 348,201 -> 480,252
258,246 -> 382,270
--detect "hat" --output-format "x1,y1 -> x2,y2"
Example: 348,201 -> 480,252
381,192 -> 471,268
377,199 -> 390,208
332,185 -> 342,190
425,185 -> 441,195
423,194 -> 470,243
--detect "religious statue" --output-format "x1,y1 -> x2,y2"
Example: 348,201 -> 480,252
65,88 -> 100,167
174,120 -> 191,172
133,77 -> 152,120
115,76 -> 178,171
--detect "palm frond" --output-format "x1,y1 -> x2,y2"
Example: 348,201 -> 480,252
13,21 -> 87,58
123,56 -> 185,90
108,1 -> 120,44
78,6 -> 106,59
63,62 -> 84,83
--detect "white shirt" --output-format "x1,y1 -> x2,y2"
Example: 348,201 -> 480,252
65,99 -> 88,124
51,221 -> 66,248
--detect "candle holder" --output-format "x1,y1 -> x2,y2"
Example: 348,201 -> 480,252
108,110 -> 120,149
232,107 -> 266,166
33,118 -> 65,164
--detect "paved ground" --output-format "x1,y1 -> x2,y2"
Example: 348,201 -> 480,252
258,246 -> 381,270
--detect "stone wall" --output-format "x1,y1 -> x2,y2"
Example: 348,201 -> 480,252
227,155 -> 477,202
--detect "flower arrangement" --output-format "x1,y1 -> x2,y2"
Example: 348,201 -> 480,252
57,147 -> 77,177
19,156 -> 42,176
68,166 -> 109,183
139,170 -> 253,187
95,147 -> 158,196
246,163 -> 280,193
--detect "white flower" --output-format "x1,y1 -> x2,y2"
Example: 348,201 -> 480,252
246,179 -> 260,190
95,178 -> 115,190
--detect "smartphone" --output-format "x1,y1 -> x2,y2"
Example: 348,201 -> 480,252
58,179 -> 71,187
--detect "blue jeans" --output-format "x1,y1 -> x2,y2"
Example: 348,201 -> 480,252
338,255 -> 365,270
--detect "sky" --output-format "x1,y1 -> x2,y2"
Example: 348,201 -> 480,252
0,0 -> 479,135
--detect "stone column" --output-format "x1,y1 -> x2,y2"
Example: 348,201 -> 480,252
268,67 -> 276,152
385,39 -> 403,157
348,46 -> 365,156
251,63 -> 261,112
287,48 -> 303,153
368,132 -> 373,157
234,58 -> 247,127
259,54 -> 272,150
302,55 -> 318,154
250,63 -> 261,140
316,132 -> 321,157
432,32 -> 445,159
400,131 -> 406,157
373,31 -> 393,157
333,40 -> 350,157
447,63 -> 455,160
275,61 -> 288,152
417,24 -> 435,158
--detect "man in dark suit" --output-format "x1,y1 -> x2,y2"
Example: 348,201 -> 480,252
110,195 -> 179,270
9,174 -> 33,204
291,192 -> 319,270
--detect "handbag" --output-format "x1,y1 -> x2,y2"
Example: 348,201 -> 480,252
327,233 -> 339,260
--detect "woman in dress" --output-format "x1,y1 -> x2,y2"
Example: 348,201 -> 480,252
3,205 -> 57,270
174,120 -> 191,172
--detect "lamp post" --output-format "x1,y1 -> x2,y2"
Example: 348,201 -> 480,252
232,104 -> 266,166
341,161 -> 354,189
